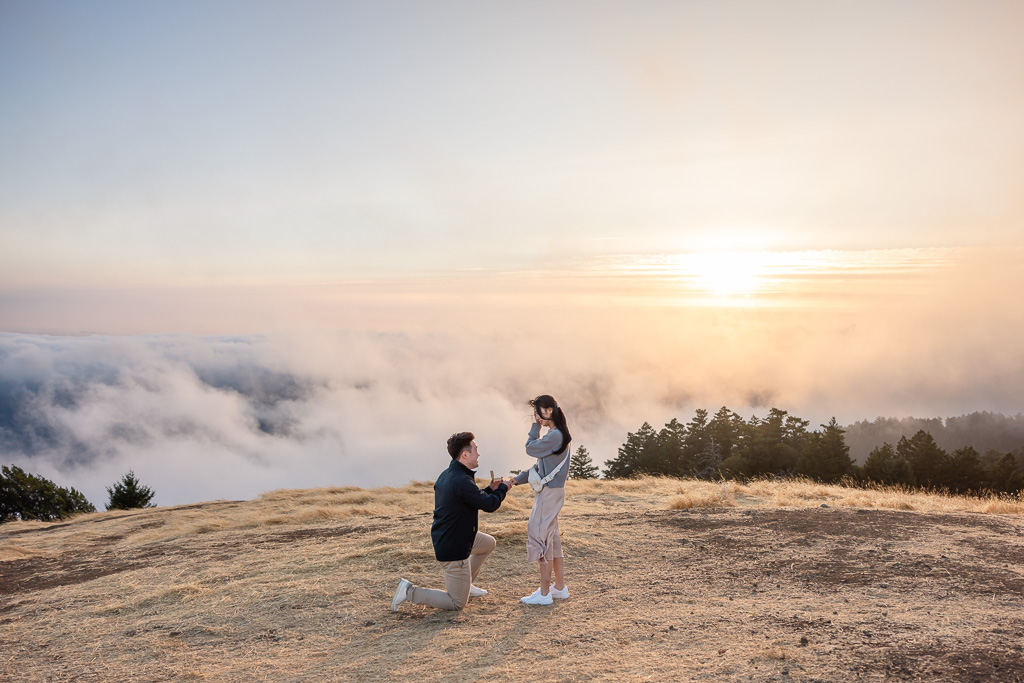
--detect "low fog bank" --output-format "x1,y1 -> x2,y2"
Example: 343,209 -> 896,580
2,278 -> 1023,507
1,330 -> 681,507
845,413 -> 1024,464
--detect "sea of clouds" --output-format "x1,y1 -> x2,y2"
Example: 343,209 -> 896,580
3,328 -> 704,507
0,332 -> 532,507
4,250 -> 1024,507
4,304 -> 1023,508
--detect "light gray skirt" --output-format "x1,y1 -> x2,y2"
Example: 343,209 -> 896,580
527,485 -> 565,563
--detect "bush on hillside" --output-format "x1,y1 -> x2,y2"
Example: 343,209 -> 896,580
0,464 -> 96,523
106,470 -> 156,510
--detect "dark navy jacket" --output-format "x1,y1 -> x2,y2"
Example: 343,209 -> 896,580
431,459 -> 508,562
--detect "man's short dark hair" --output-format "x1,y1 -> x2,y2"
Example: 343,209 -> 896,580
447,432 -> 475,459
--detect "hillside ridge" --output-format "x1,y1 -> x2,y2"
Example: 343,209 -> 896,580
2,477 -> 1023,681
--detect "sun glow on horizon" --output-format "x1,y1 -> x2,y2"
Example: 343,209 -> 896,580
681,251 -> 768,297
576,248 -> 960,307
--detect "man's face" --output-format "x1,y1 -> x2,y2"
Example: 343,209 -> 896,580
461,440 -> 480,470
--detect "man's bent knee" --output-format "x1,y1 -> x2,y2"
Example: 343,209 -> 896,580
473,533 -> 496,554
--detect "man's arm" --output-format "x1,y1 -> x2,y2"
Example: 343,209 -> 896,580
458,476 -> 507,513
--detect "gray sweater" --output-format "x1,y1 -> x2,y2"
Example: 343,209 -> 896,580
514,423 -> 571,489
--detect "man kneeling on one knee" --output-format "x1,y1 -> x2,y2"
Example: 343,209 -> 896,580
392,431 -> 512,611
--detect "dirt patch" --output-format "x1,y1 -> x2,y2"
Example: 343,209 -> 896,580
0,553 -> 147,596
0,520 -> 167,596
267,524 -> 374,544
655,507 -> 1024,595
642,507 -> 1024,680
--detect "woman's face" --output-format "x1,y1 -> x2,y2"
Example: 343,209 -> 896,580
535,405 -> 554,427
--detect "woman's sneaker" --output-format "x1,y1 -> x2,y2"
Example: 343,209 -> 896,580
550,584 -> 569,599
520,588 -> 553,605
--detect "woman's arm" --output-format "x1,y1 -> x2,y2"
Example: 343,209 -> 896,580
525,423 -> 563,458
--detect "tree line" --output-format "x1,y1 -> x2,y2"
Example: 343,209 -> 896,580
844,412 -> 1024,464
0,466 -> 156,524
571,407 -> 1023,494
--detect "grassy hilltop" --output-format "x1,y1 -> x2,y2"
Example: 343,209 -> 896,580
2,478 -> 1023,681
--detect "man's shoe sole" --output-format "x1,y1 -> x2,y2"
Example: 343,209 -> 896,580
391,579 -> 411,612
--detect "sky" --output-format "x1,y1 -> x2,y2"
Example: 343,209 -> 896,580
2,1 -> 1023,506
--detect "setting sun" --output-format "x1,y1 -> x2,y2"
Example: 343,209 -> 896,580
682,252 -> 767,296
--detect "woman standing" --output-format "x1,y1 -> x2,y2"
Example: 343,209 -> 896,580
510,394 -> 572,605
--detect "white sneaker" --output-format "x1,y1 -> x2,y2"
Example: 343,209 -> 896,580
550,584 -> 569,599
391,579 -> 412,612
520,589 -> 553,605
469,584 -> 488,598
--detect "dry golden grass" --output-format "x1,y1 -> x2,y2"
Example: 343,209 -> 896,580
2,476 -> 1023,681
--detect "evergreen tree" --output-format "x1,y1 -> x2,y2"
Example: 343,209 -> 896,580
654,418 -> 687,475
708,406 -> 745,461
948,446 -> 986,493
797,418 -> 853,483
734,408 -> 806,476
988,452 -> 1024,493
567,445 -> 600,480
0,464 -> 96,523
678,409 -> 711,474
105,470 -> 156,510
862,442 -> 914,486
897,431 -> 950,488
695,437 -> 724,479
603,422 -> 658,479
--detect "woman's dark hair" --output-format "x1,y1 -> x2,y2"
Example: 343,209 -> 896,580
447,431 -> 475,459
528,395 -> 571,455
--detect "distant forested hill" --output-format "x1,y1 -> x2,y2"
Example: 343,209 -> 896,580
844,412 -> 1024,464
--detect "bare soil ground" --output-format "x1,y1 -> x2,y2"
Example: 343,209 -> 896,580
1,478 -> 1023,681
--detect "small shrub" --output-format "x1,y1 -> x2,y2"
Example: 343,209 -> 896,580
106,470 -> 156,510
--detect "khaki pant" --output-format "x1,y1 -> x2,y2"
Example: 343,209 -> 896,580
408,532 -> 495,610
527,486 -> 565,563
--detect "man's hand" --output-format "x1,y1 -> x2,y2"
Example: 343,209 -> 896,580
503,477 -> 517,487
488,478 -> 502,489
